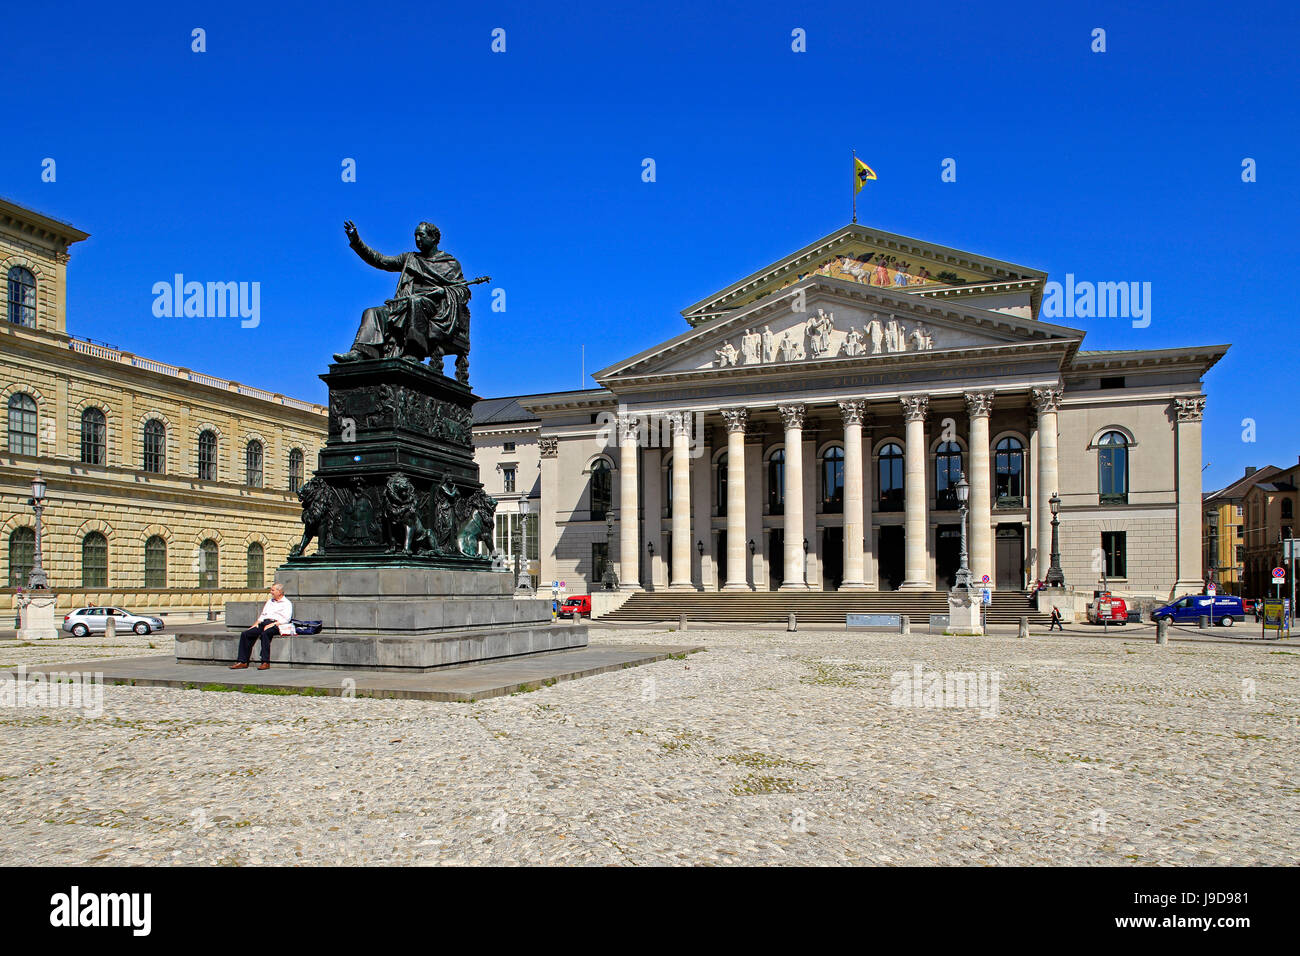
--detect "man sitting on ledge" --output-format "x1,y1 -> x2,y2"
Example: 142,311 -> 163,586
231,583 -> 293,671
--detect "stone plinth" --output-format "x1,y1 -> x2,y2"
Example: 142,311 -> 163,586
176,567 -> 585,671
946,587 -> 984,635
17,592 -> 59,641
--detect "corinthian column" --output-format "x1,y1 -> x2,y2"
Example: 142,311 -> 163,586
721,408 -> 750,590
900,394 -> 931,590
965,391 -> 995,588
1032,387 -> 1062,584
618,414 -> 642,590
839,400 -> 868,590
669,411 -> 694,590
778,403 -> 808,590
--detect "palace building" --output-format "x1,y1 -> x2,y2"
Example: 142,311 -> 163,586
3,200 -> 1223,615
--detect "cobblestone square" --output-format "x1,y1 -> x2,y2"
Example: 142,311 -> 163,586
1,626 -> 1295,866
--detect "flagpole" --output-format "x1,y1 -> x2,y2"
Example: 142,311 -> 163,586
851,148 -> 857,224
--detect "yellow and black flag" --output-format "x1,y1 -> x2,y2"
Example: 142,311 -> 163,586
852,154 -> 876,223
854,157 -> 877,193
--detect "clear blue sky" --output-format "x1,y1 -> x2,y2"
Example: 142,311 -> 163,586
4,0 -> 1296,492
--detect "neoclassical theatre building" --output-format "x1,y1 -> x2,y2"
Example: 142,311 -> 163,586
510,224 -> 1224,601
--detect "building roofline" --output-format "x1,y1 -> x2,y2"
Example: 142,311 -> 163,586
0,196 -> 90,246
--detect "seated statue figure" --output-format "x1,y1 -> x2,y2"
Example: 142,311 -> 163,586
333,220 -> 486,384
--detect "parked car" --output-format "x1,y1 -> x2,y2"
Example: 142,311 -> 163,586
1086,595 -> 1129,625
63,606 -> 164,637
1151,595 -> 1245,627
557,595 -> 591,619
1242,597 -> 1258,615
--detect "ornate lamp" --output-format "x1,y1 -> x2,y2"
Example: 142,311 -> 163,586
515,497 -> 532,591
27,471 -> 49,589
954,472 -> 972,590
602,512 -> 618,590
1046,491 -> 1065,587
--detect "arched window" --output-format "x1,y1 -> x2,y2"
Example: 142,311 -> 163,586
7,266 -> 36,327
199,539 -> 219,588
82,532 -> 108,587
767,449 -> 785,515
994,437 -> 1024,505
7,393 -> 38,455
8,526 -> 34,587
80,407 -> 106,464
288,448 -> 304,493
1098,431 -> 1129,503
590,459 -> 612,520
247,542 -> 264,588
197,430 -> 217,480
878,443 -> 904,512
145,535 -> 167,587
821,446 -> 845,513
245,440 -> 263,488
935,442 -> 963,510
716,451 -> 728,517
143,419 -> 166,473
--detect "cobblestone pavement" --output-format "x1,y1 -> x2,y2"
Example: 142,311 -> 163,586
1,626 -> 1295,866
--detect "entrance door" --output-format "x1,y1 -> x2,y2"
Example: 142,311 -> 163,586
877,526 -> 904,590
996,525 -> 1024,589
822,527 -> 843,591
936,524 -> 961,589
714,532 -> 727,590
769,529 -> 784,590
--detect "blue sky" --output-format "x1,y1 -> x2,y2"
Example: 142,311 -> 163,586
4,0 -> 1296,491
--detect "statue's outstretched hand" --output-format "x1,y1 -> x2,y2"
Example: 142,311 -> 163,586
343,220 -> 358,240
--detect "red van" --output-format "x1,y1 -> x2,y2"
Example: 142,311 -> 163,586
558,595 -> 591,619
1086,594 -> 1128,625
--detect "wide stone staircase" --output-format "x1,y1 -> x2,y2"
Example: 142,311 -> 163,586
598,589 -> 1051,626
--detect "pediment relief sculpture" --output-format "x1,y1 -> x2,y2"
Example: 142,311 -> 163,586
712,308 -> 934,368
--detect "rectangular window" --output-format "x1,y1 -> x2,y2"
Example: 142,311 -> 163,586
592,542 -> 609,586
1101,531 -> 1126,578
503,466 -> 516,493
1099,376 -> 1126,390
503,442 -> 516,452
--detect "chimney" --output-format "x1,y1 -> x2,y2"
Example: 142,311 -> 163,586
1246,466 -> 1257,476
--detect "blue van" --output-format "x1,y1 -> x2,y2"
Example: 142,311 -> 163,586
1151,594 -> 1245,627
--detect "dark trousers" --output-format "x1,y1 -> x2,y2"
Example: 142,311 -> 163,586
1049,618 -> 1063,631
238,619 -> 279,663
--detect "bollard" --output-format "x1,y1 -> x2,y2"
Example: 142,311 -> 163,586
1199,614 -> 1209,630
787,612 -> 797,632
900,615 -> 911,636
1018,616 -> 1029,639
679,612 -> 687,632
1156,618 -> 1169,645
104,614 -> 116,639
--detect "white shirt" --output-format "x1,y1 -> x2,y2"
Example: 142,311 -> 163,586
258,596 -> 294,629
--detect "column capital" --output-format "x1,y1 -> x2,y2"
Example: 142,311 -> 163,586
900,394 -> 929,423
538,436 -> 558,458
667,410 -> 694,437
838,399 -> 868,426
617,413 -> 641,445
720,407 -> 750,432
1031,386 -> 1063,414
1175,396 -> 1206,422
778,403 -> 806,430
964,390 -> 995,419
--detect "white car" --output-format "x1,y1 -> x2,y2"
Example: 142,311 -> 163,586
63,606 -> 164,637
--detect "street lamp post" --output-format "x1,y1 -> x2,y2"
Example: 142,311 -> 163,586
1046,492 -> 1065,587
602,513 -> 619,590
516,497 -> 532,591
954,472 -> 972,590
28,471 -> 49,590
1206,510 -> 1219,591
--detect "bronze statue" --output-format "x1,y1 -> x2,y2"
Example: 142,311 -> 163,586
333,220 -> 489,384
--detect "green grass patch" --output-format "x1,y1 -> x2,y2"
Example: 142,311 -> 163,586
198,683 -> 327,697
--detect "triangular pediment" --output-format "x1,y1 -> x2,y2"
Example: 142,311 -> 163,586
596,278 -> 1082,384
681,223 -> 1047,326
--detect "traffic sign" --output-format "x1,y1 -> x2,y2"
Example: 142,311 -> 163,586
980,574 -> 990,584
1273,567 -> 1286,580
980,588 -> 992,605
1207,583 -> 1217,596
